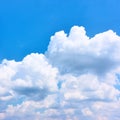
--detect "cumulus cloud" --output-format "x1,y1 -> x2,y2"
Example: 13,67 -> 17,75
47,26 -> 120,75
0,26 -> 120,120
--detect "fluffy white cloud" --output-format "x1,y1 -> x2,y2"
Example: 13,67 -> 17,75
0,26 -> 120,120
47,26 -> 120,75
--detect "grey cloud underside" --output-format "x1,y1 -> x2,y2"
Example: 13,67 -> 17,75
47,52 -> 118,75
14,87 -> 48,101
0,26 -> 120,120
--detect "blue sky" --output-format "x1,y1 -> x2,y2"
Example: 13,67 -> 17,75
0,0 -> 120,60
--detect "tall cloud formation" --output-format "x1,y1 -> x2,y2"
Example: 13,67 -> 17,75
0,26 -> 120,120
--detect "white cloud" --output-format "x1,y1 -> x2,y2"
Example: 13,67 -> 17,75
81,107 -> 93,116
59,74 -> 119,102
47,26 -> 120,75
0,26 -> 120,120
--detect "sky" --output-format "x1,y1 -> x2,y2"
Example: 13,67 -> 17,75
0,0 -> 120,120
0,0 -> 120,60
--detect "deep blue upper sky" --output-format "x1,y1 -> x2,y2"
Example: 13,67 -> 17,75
0,0 -> 120,61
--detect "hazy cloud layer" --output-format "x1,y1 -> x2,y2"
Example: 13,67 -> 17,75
0,26 -> 120,120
